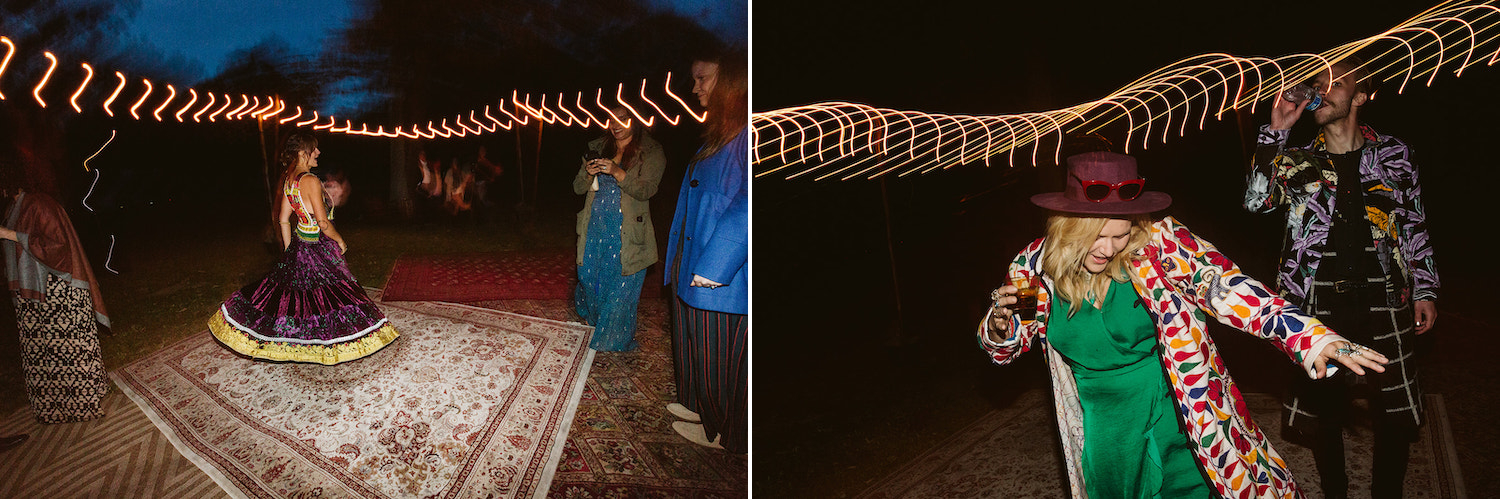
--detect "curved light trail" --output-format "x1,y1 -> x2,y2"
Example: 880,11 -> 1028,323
752,0 -> 1500,180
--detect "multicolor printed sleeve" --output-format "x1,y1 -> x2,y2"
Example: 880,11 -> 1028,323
1154,217 -> 1340,374
1383,140 -> 1440,301
977,238 -> 1045,366
1244,126 -> 1293,213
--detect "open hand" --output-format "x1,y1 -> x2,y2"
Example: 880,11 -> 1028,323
1311,340 -> 1388,379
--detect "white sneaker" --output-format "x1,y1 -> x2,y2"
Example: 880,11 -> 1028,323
666,402 -> 701,422
672,421 -> 724,449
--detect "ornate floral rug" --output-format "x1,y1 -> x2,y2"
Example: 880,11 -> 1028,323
465,297 -> 749,498
856,391 -> 1463,499
381,251 -> 662,303
113,291 -> 595,499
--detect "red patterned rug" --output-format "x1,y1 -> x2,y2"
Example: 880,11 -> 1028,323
382,250 -> 663,303
464,297 -> 748,498
113,290 -> 595,498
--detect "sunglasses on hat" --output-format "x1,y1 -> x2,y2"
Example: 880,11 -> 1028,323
1073,174 -> 1145,202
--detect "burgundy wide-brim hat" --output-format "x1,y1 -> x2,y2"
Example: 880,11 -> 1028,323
1030,151 -> 1172,215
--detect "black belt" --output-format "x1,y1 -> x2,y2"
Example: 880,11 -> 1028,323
1316,278 -> 1382,294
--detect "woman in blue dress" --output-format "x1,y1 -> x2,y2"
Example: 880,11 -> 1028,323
573,107 -> 665,351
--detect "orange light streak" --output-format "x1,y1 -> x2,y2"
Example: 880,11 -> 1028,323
226,94 -> 250,120
102,71 -> 127,117
395,126 -> 418,139
279,106 -> 302,124
484,105 -> 513,131
497,99 -> 527,126
313,116 -> 335,130
0,37 -> 14,100
208,93 -> 233,122
664,71 -> 706,123
175,88 -> 197,122
616,83 -> 652,127
151,84 -> 175,121
250,97 -> 277,118
34,52 -> 59,107
594,89 -> 622,128
428,121 -> 450,138
128,79 -> 153,120
509,91 -> 532,125
192,92 -> 215,122
454,114 -> 479,135
469,111 -> 495,133
261,100 -> 286,120
573,94 -> 602,128
754,0 -> 1500,180
641,78 -> 678,126
70,62 -> 94,113
441,118 -> 462,137
296,111 -> 320,127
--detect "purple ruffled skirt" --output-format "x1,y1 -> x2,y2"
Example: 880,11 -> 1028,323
208,234 -> 398,364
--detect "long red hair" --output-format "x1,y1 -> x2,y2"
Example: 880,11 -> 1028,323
694,48 -> 747,161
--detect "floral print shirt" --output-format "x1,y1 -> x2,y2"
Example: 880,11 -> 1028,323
1244,124 -> 1439,306
978,217 -> 1342,499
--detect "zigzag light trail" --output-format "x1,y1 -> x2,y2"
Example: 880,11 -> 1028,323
752,0 -> 1500,181
0,41 -> 705,139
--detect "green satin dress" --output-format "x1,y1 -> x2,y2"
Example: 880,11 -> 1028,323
1047,279 -> 1214,499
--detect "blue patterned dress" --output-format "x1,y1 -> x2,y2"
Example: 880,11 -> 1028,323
575,174 -> 648,351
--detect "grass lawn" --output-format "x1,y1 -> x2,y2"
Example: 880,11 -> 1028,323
0,208 -> 576,418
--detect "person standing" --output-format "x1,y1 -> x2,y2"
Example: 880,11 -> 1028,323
1244,56 -> 1439,499
0,161 -> 111,424
663,49 -> 748,452
573,106 -> 666,351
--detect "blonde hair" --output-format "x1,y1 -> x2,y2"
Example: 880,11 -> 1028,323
1040,214 -> 1152,317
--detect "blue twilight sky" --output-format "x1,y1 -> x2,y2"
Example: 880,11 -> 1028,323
129,0 -> 747,76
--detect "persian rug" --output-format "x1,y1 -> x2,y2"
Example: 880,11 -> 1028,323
381,250 -> 663,303
464,297 -> 749,498
856,391 -> 1464,499
113,290 -> 595,499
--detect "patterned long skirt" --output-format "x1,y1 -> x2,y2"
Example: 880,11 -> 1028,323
15,273 -> 109,424
209,234 -> 399,365
575,175 -> 647,352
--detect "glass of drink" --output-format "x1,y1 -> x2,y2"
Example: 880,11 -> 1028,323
1011,275 -> 1041,322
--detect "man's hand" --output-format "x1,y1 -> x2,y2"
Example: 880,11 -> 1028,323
1414,300 -> 1437,335
690,274 -> 723,289
1270,91 -> 1307,131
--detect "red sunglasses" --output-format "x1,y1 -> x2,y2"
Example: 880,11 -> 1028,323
1074,175 -> 1145,202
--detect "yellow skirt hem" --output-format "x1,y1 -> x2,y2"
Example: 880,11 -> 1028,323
207,310 -> 400,365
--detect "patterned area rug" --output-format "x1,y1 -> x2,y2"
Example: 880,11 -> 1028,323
382,250 -> 662,303
857,391 -> 1464,499
113,291 -> 595,498
465,297 -> 749,498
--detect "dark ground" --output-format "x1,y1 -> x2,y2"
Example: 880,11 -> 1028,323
753,69 -> 1500,497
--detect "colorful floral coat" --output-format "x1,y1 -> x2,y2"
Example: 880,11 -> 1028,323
978,217 -> 1344,499
1243,124 -> 1439,306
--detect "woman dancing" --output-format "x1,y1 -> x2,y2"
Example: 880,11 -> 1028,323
209,133 -> 398,364
573,106 -> 665,351
981,151 -> 1388,498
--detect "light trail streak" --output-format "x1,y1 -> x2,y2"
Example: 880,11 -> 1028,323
103,72 -> 125,116
175,89 -> 197,122
33,52 -> 58,107
207,93 -> 232,122
0,37 -> 14,100
151,84 -> 175,121
752,0 -> 1500,180
128,79 -> 152,120
193,91 -> 215,122
70,63 -> 93,113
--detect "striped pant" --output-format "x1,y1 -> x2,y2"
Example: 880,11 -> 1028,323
670,296 -> 748,453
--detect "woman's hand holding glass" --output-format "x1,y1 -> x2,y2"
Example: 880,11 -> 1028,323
1311,340 -> 1389,379
987,284 -> 1020,342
